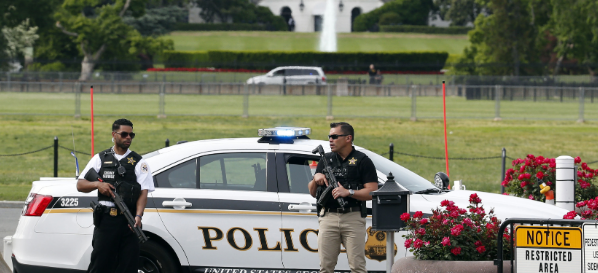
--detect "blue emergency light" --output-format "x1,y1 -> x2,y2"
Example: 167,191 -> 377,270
258,127 -> 311,144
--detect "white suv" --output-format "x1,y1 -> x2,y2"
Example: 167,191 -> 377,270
247,66 -> 326,85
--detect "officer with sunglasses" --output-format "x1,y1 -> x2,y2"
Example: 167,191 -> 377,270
77,118 -> 155,273
307,122 -> 378,273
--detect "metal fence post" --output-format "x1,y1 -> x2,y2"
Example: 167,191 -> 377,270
74,82 -> 81,118
54,136 -> 58,177
410,85 -> 417,121
578,87 -> 585,123
243,84 -> 249,118
389,143 -> 394,161
494,85 -> 501,121
158,81 -> 166,118
7,72 -> 10,91
326,84 -> 333,120
165,139 -> 170,147
501,148 -> 506,194
59,72 -> 63,93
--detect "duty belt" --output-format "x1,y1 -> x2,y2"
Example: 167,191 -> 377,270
324,206 -> 361,214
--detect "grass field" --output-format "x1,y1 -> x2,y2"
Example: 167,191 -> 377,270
0,92 -> 596,120
163,31 -> 470,55
1,93 -> 598,201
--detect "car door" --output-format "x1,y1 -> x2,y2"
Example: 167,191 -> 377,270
276,151 -> 396,271
152,151 -> 284,271
267,69 -> 285,85
284,69 -> 300,85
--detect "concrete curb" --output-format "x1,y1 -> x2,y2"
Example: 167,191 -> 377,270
0,201 -> 24,209
0,255 -> 10,273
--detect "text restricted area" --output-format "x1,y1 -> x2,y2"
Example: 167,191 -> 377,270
516,226 -> 582,273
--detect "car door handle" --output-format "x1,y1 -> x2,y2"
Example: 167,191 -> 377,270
288,204 -> 317,211
162,197 -> 192,210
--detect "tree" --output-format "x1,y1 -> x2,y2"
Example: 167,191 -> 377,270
353,0 -> 435,32
123,5 -> 187,36
193,0 -> 286,30
55,0 -> 172,80
454,0 -> 550,76
434,0 -> 483,26
2,19 -> 40,61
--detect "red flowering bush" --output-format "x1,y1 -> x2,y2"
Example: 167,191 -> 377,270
563,196 -> 598,219
502,155 -> 598,202
402,194 -> 511,261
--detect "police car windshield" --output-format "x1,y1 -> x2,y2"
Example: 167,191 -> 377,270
360,149 -> 436,193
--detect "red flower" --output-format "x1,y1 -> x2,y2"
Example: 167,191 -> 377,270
404,238 -> 413,248
463,218 -> 473,227
507,168 -> 515,175
529,194 -> 534,200
450,225 -> 464,236
441,237 -> 451,246
563,211 -> 577,219
524,173 -> 531,179
440,200 -> 450,207
520,181 -> 528,188
450,211 -> 459,218
469,193 -> 482,204
519,166 -> 526,173
582,210 -> 593,218
413,239 -> 423,249
474,240 -> 483,247
501,180 -> 509,187
400,212 -> 411,222
536,172 -> 544,180
582,163 -> 588,170
413,211 -> 423,218
476,246 -> 486,253
577,201 -> 587,207
575,156 -> 582,164
546,181 -> 553,186
420,218 -> 429,225
451,247 -> 461,255
416,228 -> 426,236
503,234 -> 511,241
527,154 -> 536,160
542,165 -> 548,170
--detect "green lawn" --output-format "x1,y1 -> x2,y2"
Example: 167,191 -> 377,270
163,31 -> 470,55
1,92 -> 598,201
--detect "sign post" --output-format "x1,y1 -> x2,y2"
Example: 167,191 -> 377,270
516,225 -> 582,273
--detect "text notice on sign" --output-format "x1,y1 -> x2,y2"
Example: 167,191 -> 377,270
516,226 -> 582,273
583,224 -> 598,272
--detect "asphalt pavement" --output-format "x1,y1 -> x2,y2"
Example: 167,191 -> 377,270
0,208 -> 21,271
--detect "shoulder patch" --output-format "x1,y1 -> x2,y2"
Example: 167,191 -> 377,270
141,162 -> 148,173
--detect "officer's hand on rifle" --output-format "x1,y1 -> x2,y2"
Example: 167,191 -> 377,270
129,216 -> 142,231
333,184 -> 350,199
313,173 -> 329,187
97,182 -> 115,198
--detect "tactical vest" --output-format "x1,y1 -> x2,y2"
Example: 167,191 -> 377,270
316,149 -> 369,217
98,148 -> 142,213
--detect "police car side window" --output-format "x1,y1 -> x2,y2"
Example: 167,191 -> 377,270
273,69 -> 285,76
285,154 -> 319,194
199,153 -> 267,191
155,159 -> 197,188
303,69 -> 318,76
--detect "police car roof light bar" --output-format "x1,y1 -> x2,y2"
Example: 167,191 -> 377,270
257,127 -> 311,144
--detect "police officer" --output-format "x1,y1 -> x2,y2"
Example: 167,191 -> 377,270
77,118 -> 155,273
307,122 -> 378,273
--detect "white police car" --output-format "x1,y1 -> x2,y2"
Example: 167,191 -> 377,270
4,127 -> 568,273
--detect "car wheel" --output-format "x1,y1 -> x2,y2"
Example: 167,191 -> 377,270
139,240 -> 180,273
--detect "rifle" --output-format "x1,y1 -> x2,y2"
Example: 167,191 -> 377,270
312,145 -> 347,208
85,169 -> 148,244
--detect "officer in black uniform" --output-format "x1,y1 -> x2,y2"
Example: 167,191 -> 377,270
77,118 -> 155,273
307,122 -> 378,273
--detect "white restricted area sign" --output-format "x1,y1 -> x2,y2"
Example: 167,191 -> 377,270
583,224 -> 598,272
516,226 -> 582,273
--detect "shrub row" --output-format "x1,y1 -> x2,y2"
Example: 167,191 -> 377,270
173,23 -> 281,31
380,25 -> 473,35
162,50 -> 449,72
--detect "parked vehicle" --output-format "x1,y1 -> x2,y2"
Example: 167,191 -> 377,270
246,66 -> 326,85
4,127 -> 568,273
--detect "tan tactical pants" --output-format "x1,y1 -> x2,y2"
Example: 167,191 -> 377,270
318,210 -> 367,273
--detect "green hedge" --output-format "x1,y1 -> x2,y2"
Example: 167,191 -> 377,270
162,50 -> 449,72
380,25 -> 473,35
174,23 -> 278,31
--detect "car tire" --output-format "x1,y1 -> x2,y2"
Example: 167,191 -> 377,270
139,240 -> 181,273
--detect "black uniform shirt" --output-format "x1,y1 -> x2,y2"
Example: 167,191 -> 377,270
315,147 -> 378,209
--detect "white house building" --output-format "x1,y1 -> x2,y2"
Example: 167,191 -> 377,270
189,0 -> 385,33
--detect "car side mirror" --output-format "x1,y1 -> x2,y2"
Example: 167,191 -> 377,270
434,172 -> 450,190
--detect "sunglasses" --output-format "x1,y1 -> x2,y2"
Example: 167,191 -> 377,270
115,131 -> 136,139
328,134 -> 349,139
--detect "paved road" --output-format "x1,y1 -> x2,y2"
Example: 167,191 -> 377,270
0,208 -> 21,259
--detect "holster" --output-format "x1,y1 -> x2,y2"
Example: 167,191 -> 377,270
90,201 -> 104,227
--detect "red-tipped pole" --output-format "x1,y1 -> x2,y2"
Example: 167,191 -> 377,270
90,85 -> 94,156
442,81 -> 449,177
